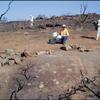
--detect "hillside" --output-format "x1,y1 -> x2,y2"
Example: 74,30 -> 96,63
0,13 -> 100,32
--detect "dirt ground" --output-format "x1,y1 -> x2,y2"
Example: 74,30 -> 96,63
0,28 -> 100,53
0,28 -> 100,99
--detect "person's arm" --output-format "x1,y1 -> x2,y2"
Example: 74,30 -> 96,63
65,29 -> 69,36
57,29 -> 62,35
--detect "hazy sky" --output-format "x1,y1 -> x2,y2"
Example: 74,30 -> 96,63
0,1 -> 100,21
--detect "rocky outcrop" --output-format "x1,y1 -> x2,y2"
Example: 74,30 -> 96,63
0,46 -> 93,67
60,44 -> 93,52
0,13 -> 100,32
0,49 -> 30,67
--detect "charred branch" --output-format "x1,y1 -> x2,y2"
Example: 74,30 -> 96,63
0,0 -> 13,21
79,2 -> 89,24
58,70 -> 100,100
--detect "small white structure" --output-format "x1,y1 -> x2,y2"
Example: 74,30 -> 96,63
30,15 -> 34,27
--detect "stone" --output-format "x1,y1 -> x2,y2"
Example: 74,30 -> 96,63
36,51 -> 46,55
79,48 -> 85,52
24,32 -> 29,35
5,49 -> 15,56
39,82 -> 44,89
60,46 -> 67,51
9,60 -> 15,65
70,44 -> 79,50
53,71 -> 57,74
67,68 -> 73,72
55,81 -> 59,85
14,56 -> 21,64
1,58 -> 9,66
77,46 -> 92,52
66,45 -> 72,50
21,50 -> 29,57
0,54 -> 6,59
46,50 -> 54,55
84,49 -> 92,52
6,55 -> 15,60
15,52 -> 21,56
53,79 -> 60,85
60,45 -> 72,51
47,51 -> 52,55
27,83 -> 32,86
35,50 -> 54,55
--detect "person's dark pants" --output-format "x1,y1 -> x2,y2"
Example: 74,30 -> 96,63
61,36 -> 68,46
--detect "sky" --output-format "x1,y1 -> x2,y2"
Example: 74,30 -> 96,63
0,1 -> 100,21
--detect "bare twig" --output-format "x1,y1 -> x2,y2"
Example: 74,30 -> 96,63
10,90 -> 16,100
80,1 -> 88,24
20,63 -> 33,80
0,0 -> 13,21
10,63 -> 34,99
59,70 -> 100,100
16,78 -> 25,92
10,90 -> 18,100
84,84 -> 100,98
10,78 -> 25,100
80,70 -> 100,98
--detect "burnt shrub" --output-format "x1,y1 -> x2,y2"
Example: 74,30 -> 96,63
54,23 -> 61,27
46,23 -> 54,27
37,25 -> 46,29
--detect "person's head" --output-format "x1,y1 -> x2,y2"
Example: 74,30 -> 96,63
62,24 -> 66,29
